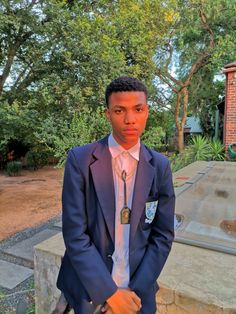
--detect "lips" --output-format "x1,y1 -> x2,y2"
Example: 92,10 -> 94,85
123,129 -> 138,134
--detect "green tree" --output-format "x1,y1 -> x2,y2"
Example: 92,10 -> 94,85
187,67 -> 224,137
0,0 -> 174,107
155,0 -> 236,152
0,0 -> 175,164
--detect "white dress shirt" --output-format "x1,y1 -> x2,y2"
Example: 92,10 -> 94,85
108,133 -> 140,288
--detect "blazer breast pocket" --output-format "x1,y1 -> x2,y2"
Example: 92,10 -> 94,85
141,195 -> 159,230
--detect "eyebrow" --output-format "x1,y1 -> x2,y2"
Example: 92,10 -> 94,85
113,105 -> 124,108
113,104 -> 145,108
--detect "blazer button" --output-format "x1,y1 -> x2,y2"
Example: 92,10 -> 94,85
89,301 -> 93,305
107,254 -> 112,259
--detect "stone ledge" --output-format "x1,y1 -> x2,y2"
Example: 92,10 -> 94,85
34,234 -> 65,314
157,243 -> 236,314
34,233 -> 236,314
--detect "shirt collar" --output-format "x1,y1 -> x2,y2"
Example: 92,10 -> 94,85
108,133 -> 140,161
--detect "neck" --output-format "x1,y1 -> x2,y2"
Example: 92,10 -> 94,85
112,134 -> 139,150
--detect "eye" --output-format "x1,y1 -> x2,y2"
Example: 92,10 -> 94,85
136,107 -> 143,112
114,109 -> 123,113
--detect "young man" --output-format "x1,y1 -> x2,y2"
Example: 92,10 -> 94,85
56,76 -> 175,314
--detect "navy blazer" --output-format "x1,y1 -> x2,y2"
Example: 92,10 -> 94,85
57,135 -> 175,314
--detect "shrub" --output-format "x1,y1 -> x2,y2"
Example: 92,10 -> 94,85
209,140 -> 225,161
0,101 -> 69,169
0,102 -> 39,166
170,150 -> 192,172
25,149 -> 52,170
6,161 -> 22,176
26,304 -> 35,314
187,135 -> 211,161
170,136 -> 226,172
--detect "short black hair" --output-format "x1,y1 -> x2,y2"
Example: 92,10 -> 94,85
105,76 -> 148,107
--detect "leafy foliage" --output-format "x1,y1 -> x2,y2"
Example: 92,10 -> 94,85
26,304 -> 35,314
187,68 -> 225,137
209,139 -> 225,161
170,150 -> 192,173
53,107 -> 111,167
141,126 -> 165,151
0,0 -> 171,106
0,101 -> 62,167
0,102 -> 39,165
25,149 -> 52,170
0,0 -> 175,166
1,0 -> 235,163
154,0 -> 236,151
6,161 -> 22,176
0,102 -> 38,149
170,136 -> 226,172
188,135 -> 211,161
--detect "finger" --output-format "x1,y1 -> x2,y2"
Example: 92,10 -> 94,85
101,303 -> 109,312
104,308 -> 113,314
131,292 -> 142,308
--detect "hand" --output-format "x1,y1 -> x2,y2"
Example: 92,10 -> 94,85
105,288 -> 141,314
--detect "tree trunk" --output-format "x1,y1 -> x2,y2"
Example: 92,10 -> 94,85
177,127 -> 184,152
174,88 -> 188,153
0,47 -> 16,96
175,90 -> 185,152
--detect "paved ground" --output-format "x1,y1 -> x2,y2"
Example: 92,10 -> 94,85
0,215 -> 62,314
174,161 -> 236,255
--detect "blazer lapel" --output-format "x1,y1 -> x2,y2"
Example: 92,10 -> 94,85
90,137 -> 115,243
130,144 -> 154,249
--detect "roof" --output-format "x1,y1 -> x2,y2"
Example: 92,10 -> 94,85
185,117 -> 203,133
224,61 -> 236,69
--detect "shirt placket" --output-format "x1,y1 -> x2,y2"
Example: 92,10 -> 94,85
112,153 -> 132,287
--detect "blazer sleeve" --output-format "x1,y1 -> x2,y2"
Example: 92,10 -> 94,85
62,149 -> 117,305
129,159 -> 175,295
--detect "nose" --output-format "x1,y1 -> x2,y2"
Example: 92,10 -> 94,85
124,111 -> 136,124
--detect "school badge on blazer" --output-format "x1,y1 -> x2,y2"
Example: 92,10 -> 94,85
145,200 -> 158,223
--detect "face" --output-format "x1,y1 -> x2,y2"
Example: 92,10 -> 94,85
105,91 -> 149,149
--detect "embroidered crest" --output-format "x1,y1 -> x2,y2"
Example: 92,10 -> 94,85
145,201 -> 158,224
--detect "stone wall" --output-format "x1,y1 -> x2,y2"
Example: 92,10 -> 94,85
34,234 -> 65,314
34,232 -> 236,314
156,287 -> 235,314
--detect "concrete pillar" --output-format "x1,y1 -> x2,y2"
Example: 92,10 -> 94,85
223,61 -> 236,156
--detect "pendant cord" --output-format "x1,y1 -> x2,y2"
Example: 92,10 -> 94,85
121,170 -> 127,207
112,159 -> 136,180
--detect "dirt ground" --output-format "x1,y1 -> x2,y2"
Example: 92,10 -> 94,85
0,166 -> 64,241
